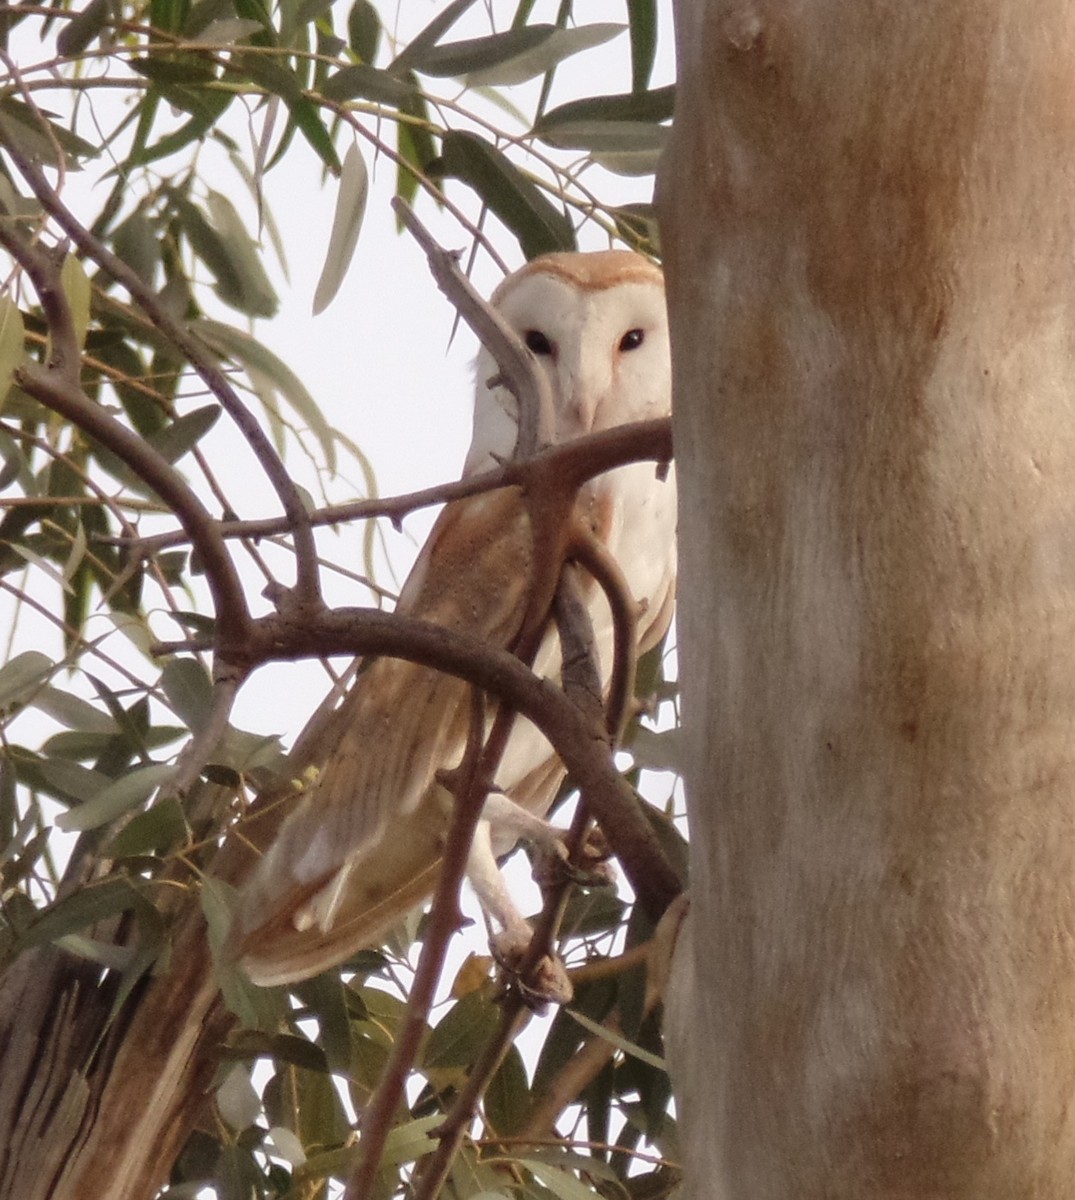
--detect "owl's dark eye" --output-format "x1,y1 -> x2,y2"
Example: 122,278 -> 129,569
619,328 -> 645,351
525,329 -> 553,356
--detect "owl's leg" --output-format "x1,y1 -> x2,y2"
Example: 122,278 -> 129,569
481,792 -> 616,889
466,819 -> 573,1007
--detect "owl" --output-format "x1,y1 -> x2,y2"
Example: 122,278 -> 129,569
229,251 -> 676,987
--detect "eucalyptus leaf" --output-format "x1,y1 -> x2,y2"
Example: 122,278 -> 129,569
59,254 -> 92,351
147,404 -> 222,463
160,657 -> 214,733
0,650 -> 53,711
14,876 -> 147,951
468,24 -> 626,88
204,190 -> 280,318
320,63 -> 416,106
312,143 -> 368,315
34,684 -> 120,735
436,130 -> 575,259
55,761 -> 178,832
196,317 -> 337,473
0,298 -> 26,409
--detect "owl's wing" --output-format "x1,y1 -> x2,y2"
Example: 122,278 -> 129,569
231,486 -> 544,985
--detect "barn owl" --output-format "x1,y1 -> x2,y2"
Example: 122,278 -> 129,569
229,251 -> 676,988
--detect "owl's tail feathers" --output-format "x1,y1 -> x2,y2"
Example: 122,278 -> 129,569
224,846 -> 441,988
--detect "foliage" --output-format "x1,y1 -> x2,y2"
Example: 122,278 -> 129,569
0,2 -> 683,1197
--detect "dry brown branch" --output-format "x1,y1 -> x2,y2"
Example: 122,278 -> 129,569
393,196 -> 556,456
106,417 -> 672,559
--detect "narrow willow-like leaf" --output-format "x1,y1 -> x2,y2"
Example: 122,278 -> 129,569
467,24 -> 626,88
34,684 -> 119,735
389,0 -> 476,75
56,0 -> 111,55
320,63 -> 415,106
204,190 -> 280,318
59,254 -> 92,350
407,23 -> 550,79
148,403 -> 222,463
0,97 -> 101,166
160,657 -> 214,733
0,298 -> 26,411
13,877 -> 148,950
483,1043 -> 529,1136
106,795 -> 187,857
0,650 -> 53,712
565,1007 -> 666,1071
347,0 -> 380,63
627,0 -> 658,93
521,1159 -> 603,1200
313,143 -> 368,314
437,130 -> 575,258
536,85 -> 675,129
55,761 -> 177,831
196,317 -> 337,472
288,95 -> 342,173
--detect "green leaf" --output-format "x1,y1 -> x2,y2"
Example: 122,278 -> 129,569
389,0 -> 477,75
347,0 -> 380,63
33,684 -> 119,734
520,1159 -> 602,1200
130,55 -> 219,87
55,762 -> 177,832
147,403 -> 222,463
287,95 -> 341,173
0,650 -> 53,711
57,0 -> 112,55
423,989 -> 498,1079
0,97 -> 101,167
627,0 -> 658,93
0,298 -> 26,412
320,64 -> 416,107
59,254 -> 92,350
312,143 -> 368,315
436,130 -> 575,258
160,657 -> 214,733
407,24 -> 550,79
196,318 -> 337,473
201,877 -> 286,1030
36,758 -> 111,805
565,1007 -> 666,1071
453,24 -> 627,89
112,212 -> 160,287
106,795 -> 187,857
536,86 -> 675,129
13,876 -> 147,950
204,190 -> 280,318
484,1044 -> 529,1136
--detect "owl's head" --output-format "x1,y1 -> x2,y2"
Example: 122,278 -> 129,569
465,251 -> 669,475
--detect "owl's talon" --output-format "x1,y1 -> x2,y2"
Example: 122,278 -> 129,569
490,927 -> 573,1010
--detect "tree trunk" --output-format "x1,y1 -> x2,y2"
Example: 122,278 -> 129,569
660,2 -> 1075,1197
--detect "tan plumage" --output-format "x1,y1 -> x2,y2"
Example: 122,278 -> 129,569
230,251 -> 675,986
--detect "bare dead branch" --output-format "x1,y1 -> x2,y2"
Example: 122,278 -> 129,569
107,418 -> 672,562
393,196 -> 556,456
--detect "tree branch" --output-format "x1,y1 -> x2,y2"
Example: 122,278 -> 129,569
0,72 -> 322,605
107,418 -> 672,560
0,209 -> 253,644
393,197 -> 556,456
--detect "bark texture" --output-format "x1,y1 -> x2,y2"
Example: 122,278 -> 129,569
660,2 -> 1075,1196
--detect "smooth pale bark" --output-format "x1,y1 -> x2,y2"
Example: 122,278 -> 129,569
660,3 -> 1075,1197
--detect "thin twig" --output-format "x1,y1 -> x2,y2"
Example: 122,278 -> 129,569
392,196 -> 556,456
107,418 -> 672,559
